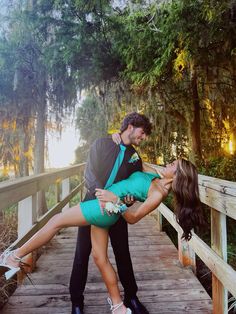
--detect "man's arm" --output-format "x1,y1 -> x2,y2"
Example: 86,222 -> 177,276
84,139 -> 104,194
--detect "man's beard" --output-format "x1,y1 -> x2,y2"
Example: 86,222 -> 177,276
128,131 -> 139,146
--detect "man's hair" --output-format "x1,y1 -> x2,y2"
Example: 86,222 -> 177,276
120,112 -> 152,135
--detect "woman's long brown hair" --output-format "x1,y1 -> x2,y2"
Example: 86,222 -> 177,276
172,158 -> 204,241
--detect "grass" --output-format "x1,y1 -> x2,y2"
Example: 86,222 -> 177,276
0,207 -> 18,309
0,207 -> 17,252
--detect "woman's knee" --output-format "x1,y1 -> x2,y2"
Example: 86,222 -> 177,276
92,249 -> 108,268
49,213 -> 63,228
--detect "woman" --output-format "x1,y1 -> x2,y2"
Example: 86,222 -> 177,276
0,158 -> 203,314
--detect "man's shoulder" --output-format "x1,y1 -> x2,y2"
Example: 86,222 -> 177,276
93,136 -> 115,149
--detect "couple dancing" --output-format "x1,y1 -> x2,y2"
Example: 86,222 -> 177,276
0,113 -> 203,314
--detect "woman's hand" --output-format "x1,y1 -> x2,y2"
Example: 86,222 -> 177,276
111,133 -> 121,145
95,188 -> 117,203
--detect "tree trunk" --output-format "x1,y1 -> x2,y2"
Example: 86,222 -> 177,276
34,106 -> 45,175
19,116 -> 30,177
189,66 -> 202,164
34,101 -> 47,217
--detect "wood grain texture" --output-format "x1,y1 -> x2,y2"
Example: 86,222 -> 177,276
2,216 -> 212,314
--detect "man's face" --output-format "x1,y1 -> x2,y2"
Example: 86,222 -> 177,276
128,126 -> 147,146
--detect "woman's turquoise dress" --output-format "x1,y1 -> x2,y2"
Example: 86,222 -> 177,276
80,171 -> 160,228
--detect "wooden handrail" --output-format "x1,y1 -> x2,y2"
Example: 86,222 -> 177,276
1,162 -> 236,314
157,203 -> 236,297
0,163 -> 86,212
149,163 -> 236,314
153,164 -> 236,219
9,181 -> 85,250
0,163 -> 86,278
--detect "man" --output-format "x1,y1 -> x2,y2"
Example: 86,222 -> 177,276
70,112 -> 152,314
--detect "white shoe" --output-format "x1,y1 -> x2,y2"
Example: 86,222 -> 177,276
0,249 -> 21,280
107,297 -> 132,313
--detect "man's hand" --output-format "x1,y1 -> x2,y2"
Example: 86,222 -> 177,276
123,194 -> 136,206
111,133 -> 121,145
99,200 -> 106,215
95,188 -> 117,203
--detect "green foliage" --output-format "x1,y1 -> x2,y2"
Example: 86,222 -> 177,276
44,176 -> 83,209
1,0 -> 236,174
52,0 -> 122,88
69,193 -> 81,207
228,240 -> 236,269
0,175 -> 9,182
0,0 -> 81,176
76,95 -> 107,145
45,184 -> 58,210
198,154 -> 236,181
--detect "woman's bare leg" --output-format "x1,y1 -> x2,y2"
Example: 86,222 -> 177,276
91,226 -> 127,313
13,204 -> 88,261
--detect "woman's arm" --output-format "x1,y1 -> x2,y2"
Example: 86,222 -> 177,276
122,190 -> 165,224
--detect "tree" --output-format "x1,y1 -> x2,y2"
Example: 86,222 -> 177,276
0,0 -> 79,214
112,0 -> 236,164
75,94 -> 107,145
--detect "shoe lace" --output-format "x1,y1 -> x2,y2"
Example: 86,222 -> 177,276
20,263 -> 35,286
107,297 -> 124,313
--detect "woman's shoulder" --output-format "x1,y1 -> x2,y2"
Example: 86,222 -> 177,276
129,171 -> 159,180
133,171 -> 161,179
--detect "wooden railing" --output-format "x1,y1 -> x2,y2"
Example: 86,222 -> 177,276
0,163 -> 236,313
150,163 -> 236,314
0,163 -> 85,274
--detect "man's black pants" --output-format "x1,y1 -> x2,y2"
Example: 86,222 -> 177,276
69,216 -> 138,307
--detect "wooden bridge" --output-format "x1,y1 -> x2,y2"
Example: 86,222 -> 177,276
0,163 -> 236,313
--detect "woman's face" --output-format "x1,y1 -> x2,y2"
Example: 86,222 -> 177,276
163,160 -> 178,178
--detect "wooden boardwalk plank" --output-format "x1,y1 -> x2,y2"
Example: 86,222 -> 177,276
2,216 -> 212,313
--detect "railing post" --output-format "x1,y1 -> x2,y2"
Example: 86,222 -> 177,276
18,194 -> 37,278
155,207 -> 163,232
178,234 -> 196,273
62,178 -> 70,210
211,208 -> 228,314
18,194 -> 37,238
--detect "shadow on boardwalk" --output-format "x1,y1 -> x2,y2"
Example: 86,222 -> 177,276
2,216 -> 212,314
